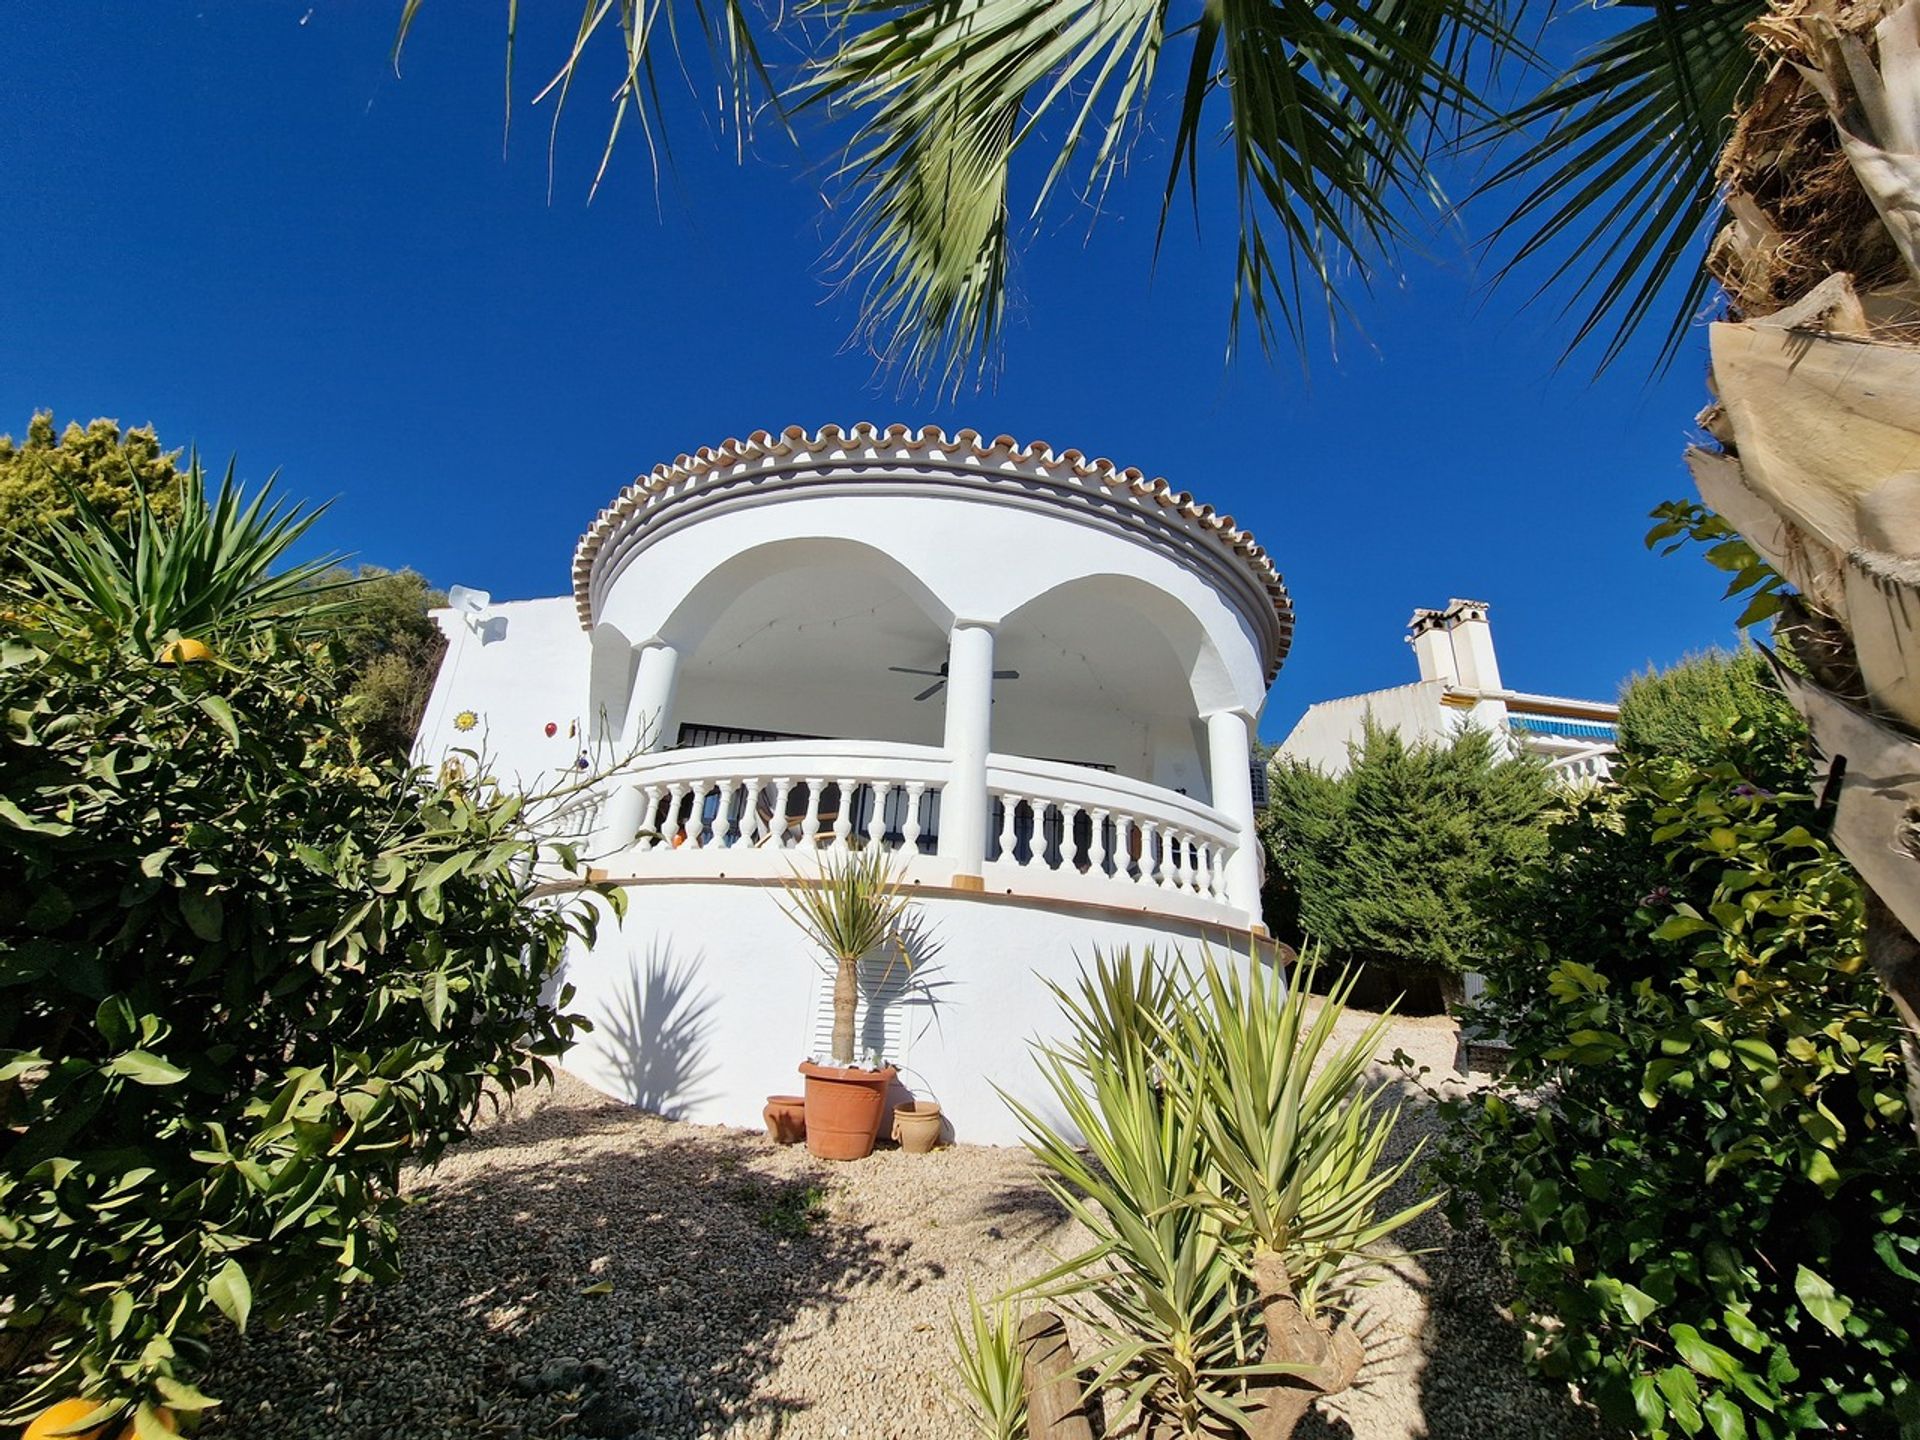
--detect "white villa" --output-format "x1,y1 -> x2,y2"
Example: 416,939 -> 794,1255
415,424 -> 1289,1144
1276,598 -> 1618,783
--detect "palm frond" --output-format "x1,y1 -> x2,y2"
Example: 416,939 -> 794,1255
393,0 -> 782,187
1482,0 -> 1766,372
811,0 -> 1516,390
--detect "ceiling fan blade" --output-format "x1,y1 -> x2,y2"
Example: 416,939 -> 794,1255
889,666 -> 945,677
914,680 -> 947,702
993,669 -> 1020,679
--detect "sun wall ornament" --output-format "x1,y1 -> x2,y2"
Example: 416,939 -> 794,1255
453,710 -> 480,733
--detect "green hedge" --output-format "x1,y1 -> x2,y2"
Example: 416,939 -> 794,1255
1437,722 -> 1920,1436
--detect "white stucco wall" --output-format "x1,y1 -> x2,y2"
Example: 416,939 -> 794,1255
414,596 -> 596,794
553,881 -> 1279,1146
593,491 -> 1272,723
1274,680 -> 1463,774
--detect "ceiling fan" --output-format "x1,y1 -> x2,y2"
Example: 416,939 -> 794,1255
889,661 -> 1021,702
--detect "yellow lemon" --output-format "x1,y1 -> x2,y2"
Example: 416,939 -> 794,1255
156,638 -> 214,665
21,1398 -> 110,1440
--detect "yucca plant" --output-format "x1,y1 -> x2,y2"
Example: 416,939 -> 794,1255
1004,945 -> 1429,1439
9,456 -> 348,658
949,1289 -> 1029,1440
776,846 -> 914,1066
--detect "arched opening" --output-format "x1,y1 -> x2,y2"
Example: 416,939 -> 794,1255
992,574 -> 1234,799
658,538 -> 956,749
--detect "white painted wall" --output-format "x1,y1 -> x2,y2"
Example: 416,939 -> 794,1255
415,597 -> 596,793
594,492 -> 1271,722
1274,680 -> 1462,774
552,881 -> 1280,1145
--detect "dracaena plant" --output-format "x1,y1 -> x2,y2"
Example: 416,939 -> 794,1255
776,845 -> 913,1066
9,455 -> 351,657
1002,945 -> 1430,1440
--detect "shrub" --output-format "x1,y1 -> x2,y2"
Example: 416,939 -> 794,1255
1006,948 -> 1430,1439
1617,647 -> 1802,784
0,412 -> 185,569
1436,728 -> 1920,1436
1264,720 -> 1555,990
0,475 -> 612,1427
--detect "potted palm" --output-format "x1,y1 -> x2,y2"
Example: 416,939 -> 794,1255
777,848 -> 914,1160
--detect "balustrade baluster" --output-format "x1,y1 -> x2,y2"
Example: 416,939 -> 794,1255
801,780 -> 824,849
865,783 -> 888,850
661,783 -> 687,848
1167,827 -> 1185,890
1213,844 -> 1233,900
716,779 -> 741,848
737,779 -> 762,848
1196,842 -> 1214,896
769,778 -> 793,849
1090,809 -> 1110,877
903,783 -> 926,853
632,785 -> 659,851
832,777 -> 855,854
1061,805 -> 1083,871
997,793 -> 1019,865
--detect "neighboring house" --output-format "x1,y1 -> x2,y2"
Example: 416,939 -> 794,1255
1276,598 -> 1618,784
415,424 -> 1292,1143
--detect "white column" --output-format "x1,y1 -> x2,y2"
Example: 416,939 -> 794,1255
621,640 -> 681,755
1206,707 -> 1265,931
937,619 -> 997,887
597,640 -> 681,853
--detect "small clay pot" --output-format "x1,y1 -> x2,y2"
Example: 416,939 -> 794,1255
892,1100 -> 943,1154
763,1094 -> 807,1145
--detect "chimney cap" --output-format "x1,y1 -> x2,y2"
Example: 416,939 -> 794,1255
1443,597 -> 1492,621
1408,607 -> 1449,635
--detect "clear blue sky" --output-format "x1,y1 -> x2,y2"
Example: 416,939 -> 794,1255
1,2 -> 1742,740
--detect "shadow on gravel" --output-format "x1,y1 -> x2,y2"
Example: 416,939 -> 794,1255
1292,1073 -> 1609,1440
206,1089 -> 940,1440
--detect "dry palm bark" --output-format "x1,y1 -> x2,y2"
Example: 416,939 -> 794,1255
1696,0 -> 1920,1138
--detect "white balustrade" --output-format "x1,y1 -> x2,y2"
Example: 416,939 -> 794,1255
984,753 -> 1241,914
597,742 -> 949,875
583,739 -> 1250,924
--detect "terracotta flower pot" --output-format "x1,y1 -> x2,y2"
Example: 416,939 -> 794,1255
763,1094 -> 807,1145
799,1061 -> 897,1161
892,1100 -> 943,1154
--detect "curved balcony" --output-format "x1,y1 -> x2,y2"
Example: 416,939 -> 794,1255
588,739 -> 1254,929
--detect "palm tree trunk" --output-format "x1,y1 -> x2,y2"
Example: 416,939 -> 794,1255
1694,0 -> 1920,1142
831,955 -> 858,1066
1242,1250 -> 1364,1440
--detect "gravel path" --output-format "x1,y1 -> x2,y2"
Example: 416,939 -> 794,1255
208,1011 -> 1604,1440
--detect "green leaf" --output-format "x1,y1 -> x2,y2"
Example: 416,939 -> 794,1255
1702,1390 -> 1749,1440
197,693 -> 239,746
153,1376 -> 220,1412
179,888 -> 225,942
107,1050 -> 189,1086
208,1256 -> 252,1332
1658,1364 -> 1704,1433
1670,1323 -> 1738,1382
1619,1282 -> 1660,1324
1792,1264 -> 1852,1338
1652,913 -> 1714,941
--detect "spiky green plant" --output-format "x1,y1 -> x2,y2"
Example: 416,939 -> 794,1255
776,846 -> 913,1066
1004,945 -> 1430,1438
9,456 -> 347,657
1175,951 -> 1434,1320
948,1289 -> 1028,1440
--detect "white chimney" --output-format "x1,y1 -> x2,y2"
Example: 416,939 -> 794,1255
1442,598 -> 1502,694
1408,608 -> 1457,685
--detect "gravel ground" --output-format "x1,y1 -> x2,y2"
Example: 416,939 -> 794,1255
207,1010 -> 1604,1440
